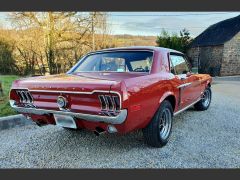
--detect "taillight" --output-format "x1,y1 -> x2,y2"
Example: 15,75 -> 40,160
105,95 -> 114,111
99,95 -> 107,110
112,96 -> 120,111
15,90 -> 34,104
98,94 -> 121,112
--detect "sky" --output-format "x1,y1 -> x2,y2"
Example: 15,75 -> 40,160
0,12 -> 239,37
108,12 -> 240,37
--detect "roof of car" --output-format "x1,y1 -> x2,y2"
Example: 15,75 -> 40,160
91,46 -> 183,54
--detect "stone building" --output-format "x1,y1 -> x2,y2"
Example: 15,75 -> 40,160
187,15 -> 240,76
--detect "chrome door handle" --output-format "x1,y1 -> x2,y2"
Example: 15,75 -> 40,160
177,82 -> 192,89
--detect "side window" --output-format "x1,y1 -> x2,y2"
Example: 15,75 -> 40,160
170,55 -> 190,75
101,57 -> 126,72
169,58 -> 175,74
129,57 -> 152,72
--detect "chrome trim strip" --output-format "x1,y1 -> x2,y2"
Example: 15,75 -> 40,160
28,92 -> 34,103
87,49 -> 155,55
23,91 -> 31,103
173,98 -> 201,116
29,89 -> 109,94
20,91 -> 27,103
113,96 -> 120,111
110,96 -> 116,111
177,82 -> 192,89
69,70 -> 152,75
105,95 -> 115,111
11,89 -> 122,110
98,95 -> 107,110
15,90 -> 34,104
9,100 -> 127,124
67,49 -> 155,75
16,91 -> 23,103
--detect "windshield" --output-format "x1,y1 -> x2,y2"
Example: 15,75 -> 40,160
71,51 -> 153,73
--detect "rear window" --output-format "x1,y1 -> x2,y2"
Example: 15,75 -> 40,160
71,51 -> 153,73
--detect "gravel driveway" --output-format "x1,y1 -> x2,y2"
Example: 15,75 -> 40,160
0,81 -> 240,168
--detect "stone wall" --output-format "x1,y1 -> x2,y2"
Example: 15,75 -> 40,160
187,47 -> 199,68
221,32 -> 240,76
187,45 -> 224,76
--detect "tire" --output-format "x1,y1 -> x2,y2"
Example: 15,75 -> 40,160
142,100 -> 173,148
194,87 -> 212,111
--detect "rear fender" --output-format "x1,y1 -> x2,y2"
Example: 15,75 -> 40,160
158,91 -> 177,113
159,91 -> 175,105
110,81 -> 129,109
201,76 -> 212,90
206,79 -> 212,88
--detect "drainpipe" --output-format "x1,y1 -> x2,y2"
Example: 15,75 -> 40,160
197,45 -> 200,73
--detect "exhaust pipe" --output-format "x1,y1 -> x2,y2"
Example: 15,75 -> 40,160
35,120 -> 47,127
94,127 -> 106,136
35,122 -> 43,127
24,115 -> 47,127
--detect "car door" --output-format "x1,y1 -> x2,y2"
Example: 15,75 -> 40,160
169,53 -> 201,109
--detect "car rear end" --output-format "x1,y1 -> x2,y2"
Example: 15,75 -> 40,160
9,75 -> 131,133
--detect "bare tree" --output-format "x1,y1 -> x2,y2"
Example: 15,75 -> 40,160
5,12 -> 110,75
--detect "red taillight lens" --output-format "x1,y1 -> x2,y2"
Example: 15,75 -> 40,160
15,90 -> 34,103
112,96 -> 120,111
98,95 -> 107,110
98,95 -> 120,112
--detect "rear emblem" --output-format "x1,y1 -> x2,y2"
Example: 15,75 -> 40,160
57,96 -> 67,109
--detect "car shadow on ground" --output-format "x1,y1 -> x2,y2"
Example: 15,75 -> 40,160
53,127 -> 147,149
32,109 -> 193,153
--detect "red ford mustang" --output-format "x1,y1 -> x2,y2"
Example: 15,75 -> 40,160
9,46 -> 212,147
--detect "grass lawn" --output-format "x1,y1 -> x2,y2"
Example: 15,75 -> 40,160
0,75 -> 19,117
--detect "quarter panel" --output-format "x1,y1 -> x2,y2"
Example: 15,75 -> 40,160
122,72 -> 178,131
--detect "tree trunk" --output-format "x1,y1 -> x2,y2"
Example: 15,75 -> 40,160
47,12 -> 56,74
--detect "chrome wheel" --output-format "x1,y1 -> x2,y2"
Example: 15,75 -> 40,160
159,108 -> 172,140
202,89 -> 211,107
194,87 -> 212,111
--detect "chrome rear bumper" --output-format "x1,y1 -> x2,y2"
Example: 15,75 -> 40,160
9,100 -> 127,124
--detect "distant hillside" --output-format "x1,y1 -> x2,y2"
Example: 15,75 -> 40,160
110,34 -> 157,47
